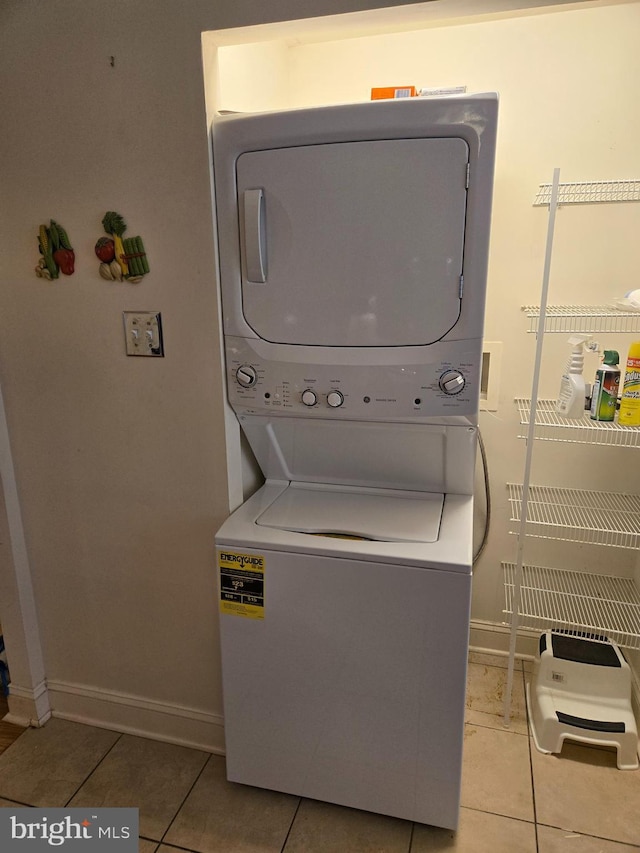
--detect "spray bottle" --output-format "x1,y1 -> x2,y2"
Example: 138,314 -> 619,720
590,350 -> 620,422
618,340 -> 640,427
555,335 -> 590,419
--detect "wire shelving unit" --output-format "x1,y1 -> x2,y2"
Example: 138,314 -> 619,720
515,398 -> 640,447
502,563 -> 640,651
502,171 -> 640,728
507,483 -> 640,549
533,179 -> 640,206
521,305 -> 640,334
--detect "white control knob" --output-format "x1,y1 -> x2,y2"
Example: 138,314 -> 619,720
327,390 -> 344,408
301,389 -> 317,407
236,365 -> 257,388
439,370 -> 465,395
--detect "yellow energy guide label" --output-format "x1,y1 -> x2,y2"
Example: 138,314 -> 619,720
219,551 -> 265,619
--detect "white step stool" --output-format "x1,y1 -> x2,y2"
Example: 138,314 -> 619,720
526,631 -> 639,770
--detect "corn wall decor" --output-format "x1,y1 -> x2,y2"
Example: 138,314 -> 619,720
35,220 -> 75,279
95,211 -> 149,283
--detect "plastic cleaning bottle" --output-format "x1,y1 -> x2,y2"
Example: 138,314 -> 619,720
618,340 -> 640,427
555,335 -> 589,418
590,350 -> 620,422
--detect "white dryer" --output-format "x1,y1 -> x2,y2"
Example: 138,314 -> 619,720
212,94 -> 498,829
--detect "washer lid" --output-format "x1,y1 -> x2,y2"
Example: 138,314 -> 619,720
236,136 -> 469,347
255,482 -> 444,543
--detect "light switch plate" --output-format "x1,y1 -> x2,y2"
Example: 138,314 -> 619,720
123,312 -> 164,357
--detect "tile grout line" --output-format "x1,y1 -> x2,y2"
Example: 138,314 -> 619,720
279,794 -> 303,852
0,796 -> 41,808
156,751 -> 215,849
151,840 -> 196,852
532,822 -> 640,850
407,820 -> 415,852
522,666 -> 540,853
465,718 -> 529,737
63,730 -> 125,807
461,804 -> 536,826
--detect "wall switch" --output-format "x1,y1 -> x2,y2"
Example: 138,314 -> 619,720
123,312 -> 164,357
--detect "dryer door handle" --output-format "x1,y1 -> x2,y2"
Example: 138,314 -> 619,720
243,188 -> 267,283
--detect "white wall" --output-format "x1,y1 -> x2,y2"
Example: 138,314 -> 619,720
0,0 -> 638,747
217,41 -> 292,113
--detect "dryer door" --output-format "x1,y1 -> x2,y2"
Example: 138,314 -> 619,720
236,137 -> 469,347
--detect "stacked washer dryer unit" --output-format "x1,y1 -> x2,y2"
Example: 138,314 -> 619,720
213,94 -> 497,830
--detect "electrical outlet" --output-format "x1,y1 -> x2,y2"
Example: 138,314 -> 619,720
123,312 -> 164,357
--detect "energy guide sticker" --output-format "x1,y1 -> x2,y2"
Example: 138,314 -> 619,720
219,551 -> 265,618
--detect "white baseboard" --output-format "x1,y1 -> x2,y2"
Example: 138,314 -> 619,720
18,623 -> 640,757
5,679 -> 51,727
43,622 -> 531,751
46,680 -> 225,754
469,619 -> 538,660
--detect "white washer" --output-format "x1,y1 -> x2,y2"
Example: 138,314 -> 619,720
212,95 -> 498,829
216,482 -> 472,828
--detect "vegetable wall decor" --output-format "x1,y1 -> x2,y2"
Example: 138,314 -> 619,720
35,220 -> 75,279
96,211 -> 149,283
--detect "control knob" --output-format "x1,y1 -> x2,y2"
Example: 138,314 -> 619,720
327,390 -> 344,408
301,389 -> 318,407
439,370 -> 465,395
236,365 -> 258,388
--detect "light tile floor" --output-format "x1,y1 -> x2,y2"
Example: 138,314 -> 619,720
0,653 -> 639,852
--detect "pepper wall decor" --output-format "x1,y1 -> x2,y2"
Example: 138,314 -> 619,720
96,211 -> 149,283
35,220 -> 75,279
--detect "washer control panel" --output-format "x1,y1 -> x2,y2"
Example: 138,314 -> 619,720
225,338 -> 481,420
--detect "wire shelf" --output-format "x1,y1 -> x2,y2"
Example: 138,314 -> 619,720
507,483 -> 640,549
502,562 -> 640,650
533,179 -> 640,206
522,305 -> 640,334
515,399 -> 640,447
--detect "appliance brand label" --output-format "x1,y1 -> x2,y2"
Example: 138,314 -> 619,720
219,551 -> 265,619
0,809 -> 138,850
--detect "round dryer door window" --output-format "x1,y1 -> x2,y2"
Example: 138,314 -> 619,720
236,137 -> 469,348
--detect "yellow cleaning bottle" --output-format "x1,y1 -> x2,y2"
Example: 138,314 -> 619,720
618,340 -> 640,427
